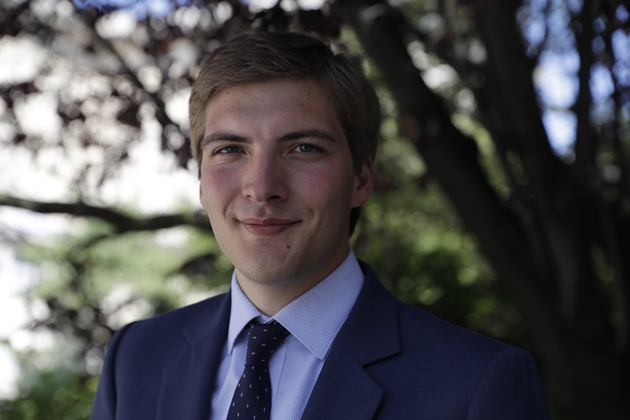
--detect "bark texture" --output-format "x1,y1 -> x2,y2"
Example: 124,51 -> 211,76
339,0 -> 630,418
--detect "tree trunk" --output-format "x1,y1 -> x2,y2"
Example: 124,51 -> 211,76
338,0 -> 630,418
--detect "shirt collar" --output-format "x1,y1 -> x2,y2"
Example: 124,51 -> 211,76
226,249 -> 364,360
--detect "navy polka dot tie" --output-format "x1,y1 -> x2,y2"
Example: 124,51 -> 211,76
227,321 -> 289,420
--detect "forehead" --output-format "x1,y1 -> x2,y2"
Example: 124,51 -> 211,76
203,79 -> 344,139
208,79 -> 325,109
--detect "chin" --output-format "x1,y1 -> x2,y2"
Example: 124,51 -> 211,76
238,258 -> 310,286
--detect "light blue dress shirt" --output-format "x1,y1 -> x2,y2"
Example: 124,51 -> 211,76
210,249 -> 365,420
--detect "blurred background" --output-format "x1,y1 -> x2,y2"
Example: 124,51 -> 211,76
1,0 -> 629,419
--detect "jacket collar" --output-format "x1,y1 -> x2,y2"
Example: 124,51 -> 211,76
301,261 -> 400,420
154,261 -> 398,420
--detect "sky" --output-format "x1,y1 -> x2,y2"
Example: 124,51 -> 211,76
0,0 -> 624,400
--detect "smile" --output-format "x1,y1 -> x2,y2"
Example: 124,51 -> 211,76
239,218 -> 299,236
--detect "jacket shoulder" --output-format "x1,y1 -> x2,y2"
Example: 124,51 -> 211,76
91,293 -> 230,420
378,301 -> 548,419
110,292 -> 229,363
396,300 -> 509,357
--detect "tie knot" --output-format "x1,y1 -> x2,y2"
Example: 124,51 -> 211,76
245,321 -> 289,366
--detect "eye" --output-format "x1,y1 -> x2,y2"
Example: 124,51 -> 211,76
216,145 -> 241,154
293,144 -> 319,153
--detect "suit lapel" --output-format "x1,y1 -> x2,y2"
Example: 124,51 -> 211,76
301,342 -> 384,420
154,262 -> 398,420
156,292 -> 231,420
302,262 -> 400,420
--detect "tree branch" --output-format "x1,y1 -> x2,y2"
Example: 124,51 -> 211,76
339,0 -> 556,332
73,5 -> 177,130
0,195 -> 212,234
573,1 -> 597,185
472,1 -> 569,209
470,0 -> 614,333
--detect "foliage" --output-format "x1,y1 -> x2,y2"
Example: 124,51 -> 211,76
0,219 -> 233,418
0,369 -> 96,420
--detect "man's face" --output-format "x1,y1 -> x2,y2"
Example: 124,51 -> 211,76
199,79 -> 373,293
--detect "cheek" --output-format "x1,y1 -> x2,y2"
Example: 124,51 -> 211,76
298,167 -> 354,209
200,166 -> 237,213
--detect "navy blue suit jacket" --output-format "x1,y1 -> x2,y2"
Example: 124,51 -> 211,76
91,262 -> 549,419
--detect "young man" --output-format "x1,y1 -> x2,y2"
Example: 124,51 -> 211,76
91,32 -> 549,420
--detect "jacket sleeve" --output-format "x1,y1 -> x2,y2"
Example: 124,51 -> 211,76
467,347 -> 550,420
90,323 -> 136,420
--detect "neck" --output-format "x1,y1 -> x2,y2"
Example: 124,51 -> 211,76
235,250 -> 350,316
238,283 -> 304,316
234,270 -> 326,316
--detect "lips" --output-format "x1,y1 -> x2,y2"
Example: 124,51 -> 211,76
239,218 -> 299,236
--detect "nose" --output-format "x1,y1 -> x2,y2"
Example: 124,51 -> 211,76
242,153 -> 288,204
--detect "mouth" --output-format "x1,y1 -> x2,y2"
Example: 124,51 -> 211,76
239,218 -> 299,236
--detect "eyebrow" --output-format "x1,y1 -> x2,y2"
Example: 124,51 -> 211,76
201,129 -> 339,149
200,133 -> 248,149
278,129 -> 338,144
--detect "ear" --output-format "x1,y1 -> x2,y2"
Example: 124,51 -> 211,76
351,158 -> 374,208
